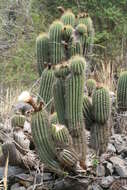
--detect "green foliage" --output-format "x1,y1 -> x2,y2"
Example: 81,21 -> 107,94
117,71 -> 127,111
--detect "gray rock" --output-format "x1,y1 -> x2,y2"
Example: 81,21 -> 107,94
100,176 -> 114,188
106,162 -> 114,175
110,156 -> 127,177
11,183 -> 20,190
107,143 -> 116,153
91,184 -> 103,190
96,164 -> 105,177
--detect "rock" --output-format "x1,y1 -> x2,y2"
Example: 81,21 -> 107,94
111,134 -> 127,154
11,183 -> 20,190
110,156 -> 127,177
100,176 -> 114,188
106,162 -> 114,175
91,184 -> 103,190
96,164 -> 105,177
107,143 -> 116,153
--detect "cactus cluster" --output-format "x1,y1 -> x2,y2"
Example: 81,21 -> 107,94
11,114 -> 26,128
32,9 -> 95,175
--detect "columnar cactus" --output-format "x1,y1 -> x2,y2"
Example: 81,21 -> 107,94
38,67 -> 55,113
92,87 -> 110,124
76,23 -> 87,53
65,56 -> 86,162
31,110 -> 64,175
36,33 -> 50,76
61,11 -> 75,27
11,114 -> 26,128
91,87 -> 110,155
82,95 -> 93,130
49,21 -> 64,64
50,112 -> 58,124
86,79 -> 96,96
53,64 -> 70,125
117,71 -> 127,111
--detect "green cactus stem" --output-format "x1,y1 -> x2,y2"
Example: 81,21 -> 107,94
36,33 -> 50,76
50,112 -> 58,125
31,110 -> 64,175
117,71 -> 127,111
92,87 -> 110,124
11,114 -> 26,128
65,56 -> 86,162
86,79 -> 96,96
82,95 -> 93,130
61,10 -> 75,27
90,123 -> 109,155
49,21 -> 64,65
51,124 -> 73,148
38,67 -> 55,113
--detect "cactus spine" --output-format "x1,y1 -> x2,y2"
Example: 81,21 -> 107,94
38,67 -> 55,113
49,21 -> 64,65
31,110 -> 64,175
91,87 -> 110,155
86,79 -> 96,96
36,33 -> 50,76
117,71 -> 127,111
61,11 -> 75,27
65,56 -> 86,162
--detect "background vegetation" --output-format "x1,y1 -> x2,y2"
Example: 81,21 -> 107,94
0,0 -> 127,88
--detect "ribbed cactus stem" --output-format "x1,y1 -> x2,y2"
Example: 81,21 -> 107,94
92,87 -> 110,124
38,67 -> 55,113
31,110 -> 64,175
90,87 -> 110,155
82,95 -> 93,131
49,21 -> 64,64
36,33 -> 50,76
86,79 -> 96,96
61,11 -> 75,27
11,114 -> 26,128
117,71 -> 127,111
65,56 -> 86,163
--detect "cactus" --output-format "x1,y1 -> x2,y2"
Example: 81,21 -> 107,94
31,110 -> 64,175
76,23 -> 87,53
90,87 -> 110,155
90,123 -> 109,155
82,95 -> 93,130
51,124 -> 73,148
58,148 -> 79,168
62,25 -> 73,43
69,41 -> 82,58
49,21 -> 64,64
61,11 -> 75,27
50,112 -> 58,125
36,33 -> 50,76
65,56 -> 86,162
117,71 -> 127,111
77,13 -> 94,56
92,87 -> 110,124
11,114 -> 26,128
38,67 -> 55,113
86,79 -> 96,96
53,64 -> 70,125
